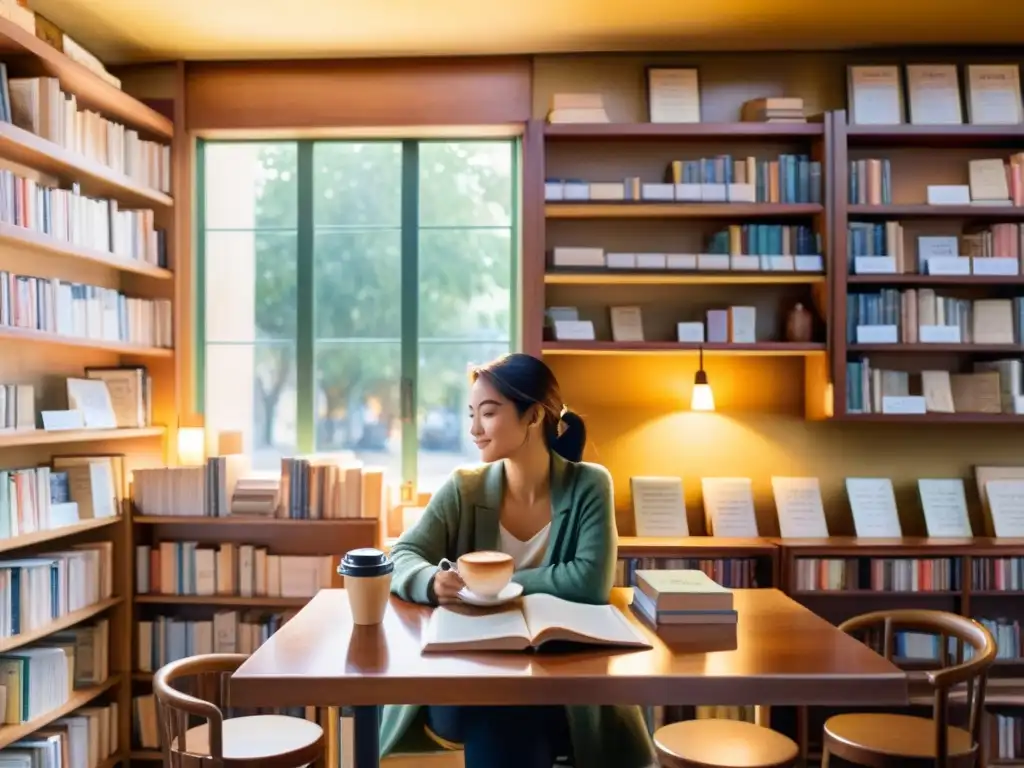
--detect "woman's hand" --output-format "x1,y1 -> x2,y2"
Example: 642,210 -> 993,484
431,569 -> 466,604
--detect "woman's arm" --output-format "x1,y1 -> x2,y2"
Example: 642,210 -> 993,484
389,475 -> 460,605
512,466 -> 616,605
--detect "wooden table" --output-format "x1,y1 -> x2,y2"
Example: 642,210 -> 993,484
232,588 -> 907,768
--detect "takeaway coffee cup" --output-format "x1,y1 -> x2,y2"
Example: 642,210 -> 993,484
440,550 -> 514,598
338,548 -> 394,625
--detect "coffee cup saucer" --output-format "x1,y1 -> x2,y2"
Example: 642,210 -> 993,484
457,582 -> 524,607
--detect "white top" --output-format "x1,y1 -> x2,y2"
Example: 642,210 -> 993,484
499,522 -> 551,570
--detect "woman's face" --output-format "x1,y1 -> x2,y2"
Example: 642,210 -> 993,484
468,376 -> 536,463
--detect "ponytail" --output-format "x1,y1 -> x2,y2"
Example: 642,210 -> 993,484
550,409 -> 587,463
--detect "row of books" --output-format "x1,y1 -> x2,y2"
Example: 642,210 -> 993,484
665,155 -> 822,205
847,221 -> 1024,275
280,457 -> 384,519
615,557 -> 761,589
846,290 -> 1024,346
791,557 -> 961,592
132,454 -> 386,520
0,271 -> 174,348
973,558 -> 1024,592
1,646 -> 71,723
2,74 -> 171,194
0,171 -> 167,267
131,456 -> 247,519
703,224 -> 821,258
0,456 -> 124,541
136,611 -> 292,673
0,382 -> 34,431
991,714 -> 1024,761
0,700 -> 119,768
0,542 -> 113,638
135,543 -> 334,599
845,358 -> 1023,416
545,154 -> 823,206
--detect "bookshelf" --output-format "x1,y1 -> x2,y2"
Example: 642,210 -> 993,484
832,110 -> 1024,423
533,119 -> 833,420
0,17 -> 177,767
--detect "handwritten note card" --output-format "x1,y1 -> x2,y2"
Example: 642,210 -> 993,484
701,477 -> 758,537
846,478 -> 902,538
631,476 -> 688,537
986,480 -> 1024,537
918,479 -> 973,538
771,477 -> 828,538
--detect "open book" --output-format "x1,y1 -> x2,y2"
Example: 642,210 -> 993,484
422,593 -> 652,652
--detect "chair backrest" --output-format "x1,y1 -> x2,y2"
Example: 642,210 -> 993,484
838,609 -> 997,765
153,653 -> 248,767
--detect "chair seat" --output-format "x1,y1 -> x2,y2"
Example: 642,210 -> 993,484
653,719 -> 798,768
824,712 -> 975,761
175,714 -> 324,764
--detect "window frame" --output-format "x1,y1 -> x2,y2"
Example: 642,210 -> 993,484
194,136 -> 521,491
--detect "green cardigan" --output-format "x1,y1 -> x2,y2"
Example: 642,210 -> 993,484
379,455 -> 657,768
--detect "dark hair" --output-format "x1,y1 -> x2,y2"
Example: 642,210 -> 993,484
471,353 -> 587,462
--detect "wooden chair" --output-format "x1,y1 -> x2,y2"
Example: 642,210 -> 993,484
822,609 -> 996,768
154,653 -> 325,768
653,716 -> 799,768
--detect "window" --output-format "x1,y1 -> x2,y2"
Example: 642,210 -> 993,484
197,139 -> 518,493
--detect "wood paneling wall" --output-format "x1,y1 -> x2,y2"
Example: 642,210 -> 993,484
185,57 -> 533,132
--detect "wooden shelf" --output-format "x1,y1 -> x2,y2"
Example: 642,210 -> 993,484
98,754 -> 125,768
0,427 -> 165,449
845,123 -> 1024,146
617,536 -> 777,558
133,515 -> 375,527
848,343 -> 1024,354
544,123 -> 824,139
543,341 -> 826,356
0,516 -> 120,554
848,204 -> 1024,219
847,274 -> 1024,286
134,595 -> 311,608
835,413 -> 1024,424
0,675 -> 121,749
545,270 -> 825,286
0,597 -> 122,653
0,122 -> 172,209
546,203 -> 823,219
0,222 -> 173,279
0,326 -> 173,357
790,590 -> 961,597
0,18 -> 171,139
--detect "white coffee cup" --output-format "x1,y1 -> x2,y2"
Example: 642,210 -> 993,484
439,550 -> 514,597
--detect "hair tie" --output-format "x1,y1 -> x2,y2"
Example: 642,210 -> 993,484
557,404 -> 569,437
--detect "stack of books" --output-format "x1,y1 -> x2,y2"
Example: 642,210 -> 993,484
741,97 -> 806,123
630,569 -> 737,626
547,93 -> 609,124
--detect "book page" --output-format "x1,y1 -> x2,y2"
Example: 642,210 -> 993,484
631,476 -> 688,537
986,480 -> 1024,537
976,466 -> 1024,536
918,479 -> 973,537
771,477 -> 828,538
422,605 -> 531,652
846,478 -> 902,538
521,594 -> 650,649
701,478 -> 758,537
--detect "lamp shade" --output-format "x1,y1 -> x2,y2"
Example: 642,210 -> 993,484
691,382 -> 715,412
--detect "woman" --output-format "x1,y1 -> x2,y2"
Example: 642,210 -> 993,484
379,353 -> 656,768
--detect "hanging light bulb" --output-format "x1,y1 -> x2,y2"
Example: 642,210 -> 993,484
690,346 -> 715,412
